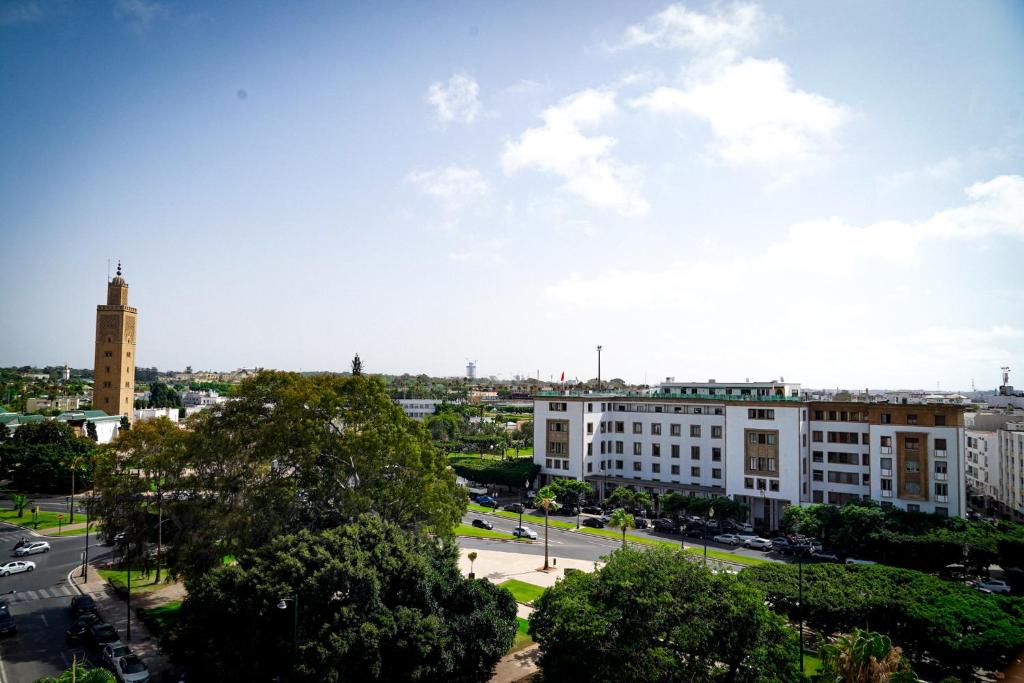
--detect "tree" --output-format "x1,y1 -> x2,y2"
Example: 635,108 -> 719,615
0,422 -> 9,440
1,421 -> 95,493
10,493 -> 28,518
468,550 -> 478,577
173,516 -> 517,682
351,353 -> 363,376
147,381 -> 183,409
529,546 -> 800,682
606,487 -> 653,515
36,663 -> 115,683
543,478 -> 592,528
536,486 -> 560,570
819,629 -> 917,683
607,508 -> 635,548
119,416 -> 130,432
85,421 -> 98,441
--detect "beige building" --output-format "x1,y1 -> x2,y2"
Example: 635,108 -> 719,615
93,263 -> 137,420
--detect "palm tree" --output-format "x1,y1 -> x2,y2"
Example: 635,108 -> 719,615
820,628 -> 917,683
607,508 -> 636,549
536,486 -> 559,570
467,551 -> 478,577
10,493 -> 28,518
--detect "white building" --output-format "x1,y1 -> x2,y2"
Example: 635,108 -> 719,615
181,390 -> 228,408
657,379 -> 801,399
134,407 -> 180,423
966,430 -> 999,508
998,423 -> 1024,519
534,384 -> 967,529
395,399 -> 443,421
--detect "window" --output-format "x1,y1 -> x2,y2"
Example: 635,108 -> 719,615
748,408 -> 775,419
812,431 -> 823,442
616,460 -> 623,469
904,460 -> 920,473
615,422 -> 624,433
671,444 -> 680,458
904,437 -> 920,451
934,438 -> 947,451
862,433 -> 869,445
600,442 -> 606,454
587,443 -> 593,455
651,423 -> 662,435
549,422 -> 566,432
880,457 -> 892,471
549,402 -> 567,411
934,414 -> 946,426
712,468 -> 721,479
615,441 -> 624,454
546,458 -> 552,468
691,446 -> 700,460
861,453 -> 870,466
652,443 -> 661,457
907,414 -> 918,425
880,478 -> 892,491
104,351 -> 112,358
744,477 -> 754,488
935,461 -> 947,475
769,480 -> 779,492
802,433 -> 807,447
813,490 -> 824,503
814,410 -> 824,420
935,483 -> 948,497
633,462 -> 642,472
106,366 -> 111,373
587,403 -> 593,412
633,442 -> 642,456
690,425 -> 701,437
812,451 -> 823,463
880,413 -> 892,424
712,447 -> 721,461
548,442 -> 564,454
633,422 -> 642,434
600,422 -> 606,433
587,422 -> 593,434
691,467 -> 701,477
813,469 -> 823,482
904,482 -> 921,495
711,425 -> 722,439
671,465 -> 680,475
670,424 -> 681,436
748,432 -> 777,445
651,463 -> 661,474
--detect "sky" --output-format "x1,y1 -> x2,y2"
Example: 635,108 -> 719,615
1,0 -> 1022,390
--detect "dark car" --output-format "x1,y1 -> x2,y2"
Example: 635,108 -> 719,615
652,519 -> 678,534
581,505 -> 603,515
471,518 -> 493,530
504,503 -> 525,513
0,603 -> 14,636
770,537 -> 791,552
70,594 -> 97,617
89,622 -> 121,646
581,517 -> 606,528
67,612 -> 101,641
475,496 -> 498,508
632,517 -> 651,529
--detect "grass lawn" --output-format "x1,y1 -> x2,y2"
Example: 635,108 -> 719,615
455,523 -> 522,540
803,652 -> 822,677
141,600 -> 182,641
466,504 -> 767,567
510,617 -> 533,653
0,507 -> 67,529
500,579 -> 547,605
98,567 -> 174,594
44,526 -> 96,537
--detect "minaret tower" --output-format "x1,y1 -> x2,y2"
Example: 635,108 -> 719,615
93,262 -> 137,419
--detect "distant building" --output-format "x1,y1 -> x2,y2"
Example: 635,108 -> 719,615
25,396 -> 81,413
966,429 -> 999,510
1,410 -> 121,444
93,262 -> 137,421
181,390 -> 228,408
395,399 -> 443,421
135,407 -> 180,423
998,423 -> 1024,520
62,363 -> 71,381
657,379 -> 801,399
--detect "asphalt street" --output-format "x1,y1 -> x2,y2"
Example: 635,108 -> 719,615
0,522 -> 113,683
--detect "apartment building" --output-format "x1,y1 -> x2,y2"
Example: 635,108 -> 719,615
998,423 -> 1024,519
966,429 -> 999,508
534,387 -> 966,528
395,399 -> 443,421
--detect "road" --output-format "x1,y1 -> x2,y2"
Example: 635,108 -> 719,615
460,509 -> 782,565
0,522 -> 113,683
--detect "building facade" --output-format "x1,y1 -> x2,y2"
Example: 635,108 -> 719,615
395,399 -> 443,421
998,423 -> 1024,519
534,386 -> 966,527
966,429 -> 999,509
93,263 -> 137,420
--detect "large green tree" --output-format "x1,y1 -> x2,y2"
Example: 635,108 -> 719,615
173,516 -> 517,682
529,546 -> 800,682
36,664 -> 115,683
1,421 -> 95,493
819,628 -> 916,683
147,381 -> 182,409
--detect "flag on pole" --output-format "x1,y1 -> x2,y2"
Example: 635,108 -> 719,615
560,371 -> 565,382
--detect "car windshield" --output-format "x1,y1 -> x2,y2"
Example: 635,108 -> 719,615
122,656 -> 146,673
112,646 -> 131,657
95,626 -> 116,637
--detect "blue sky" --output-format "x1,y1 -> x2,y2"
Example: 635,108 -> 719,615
1,0 -> 1022,389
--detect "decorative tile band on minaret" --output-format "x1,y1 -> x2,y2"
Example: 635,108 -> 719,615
93,262 -> 137,420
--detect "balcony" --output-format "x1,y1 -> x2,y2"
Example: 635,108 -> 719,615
880,468 -> 892,477
880,446 -> 892,455
935,494 -> 949,503
934,449 -> 947,458
881,490 -> 893,498
934,472 -> 948,482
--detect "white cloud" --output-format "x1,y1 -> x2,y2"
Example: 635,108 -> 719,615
448,238 -> 508,264
427,73 -> 481,124
115,0 -> 166,32
406,165 -> 489,212
632,58 -> 849,166
502,89 -> 649,216
878,155 -> 962,190
614,2 -> 771,53
542,176 -> 1024,384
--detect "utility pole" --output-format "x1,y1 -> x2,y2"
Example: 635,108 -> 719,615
597,345 -> 603,390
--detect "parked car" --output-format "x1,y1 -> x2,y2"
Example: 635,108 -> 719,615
67,613 -> 101,641
474,496 -> 498,508
770,537 -> 791,552
705,520 -> 721,531
13,541 -> 49,557
0,602 -> 15,636
581,505 -> 603,515
0,561 -> 35,576
114,654 -> 151,683
713,533 -> 742,545
504,503 -> 525,513
735,522 -> 754,533
652,519 -> 678,533
974,579 -> 1011,594
89,622 -> 121,647
845,558 -> 877,566
810,550 -> 840,563
632,518 -> 651,529
103,643 -> 133,670
471,518 -> 493,530
70,594 -> 97,617
512,526 -> 538,540
743,537 -> 773,550
581,517 -> 606,528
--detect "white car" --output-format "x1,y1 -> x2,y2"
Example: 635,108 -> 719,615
13,541 -> 50,557
975,579 -> 1011,595
102,642 -> 132,670
845,558 -> 877,565
114,654 -> 151,682
512,526 -> 538,540
743,537 -> 773,550
0,561 -> 35,576
712,533 -> 742,545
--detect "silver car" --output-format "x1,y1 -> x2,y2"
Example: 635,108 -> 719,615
512,526 -> 538,540
13,541 -> 49,557
743,537 -> 773,550
0,561 -> 35,576
114,654 -> 150,682
103,642 -> 132,670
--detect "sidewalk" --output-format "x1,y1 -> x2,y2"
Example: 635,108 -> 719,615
69,568 -> 175,681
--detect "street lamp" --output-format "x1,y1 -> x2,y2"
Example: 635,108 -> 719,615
277,595 -> 299,676
519,479 -> 528,531
703,506 -> 715,563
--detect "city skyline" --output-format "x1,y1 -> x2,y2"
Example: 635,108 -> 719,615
1,1 -> 1022,388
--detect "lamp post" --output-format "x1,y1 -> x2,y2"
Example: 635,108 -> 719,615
519,479 -> 528,531
703,506 -> 715,563
57,514 -> 64,536
277,595 -> 299,677
596,345 -> 603,390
